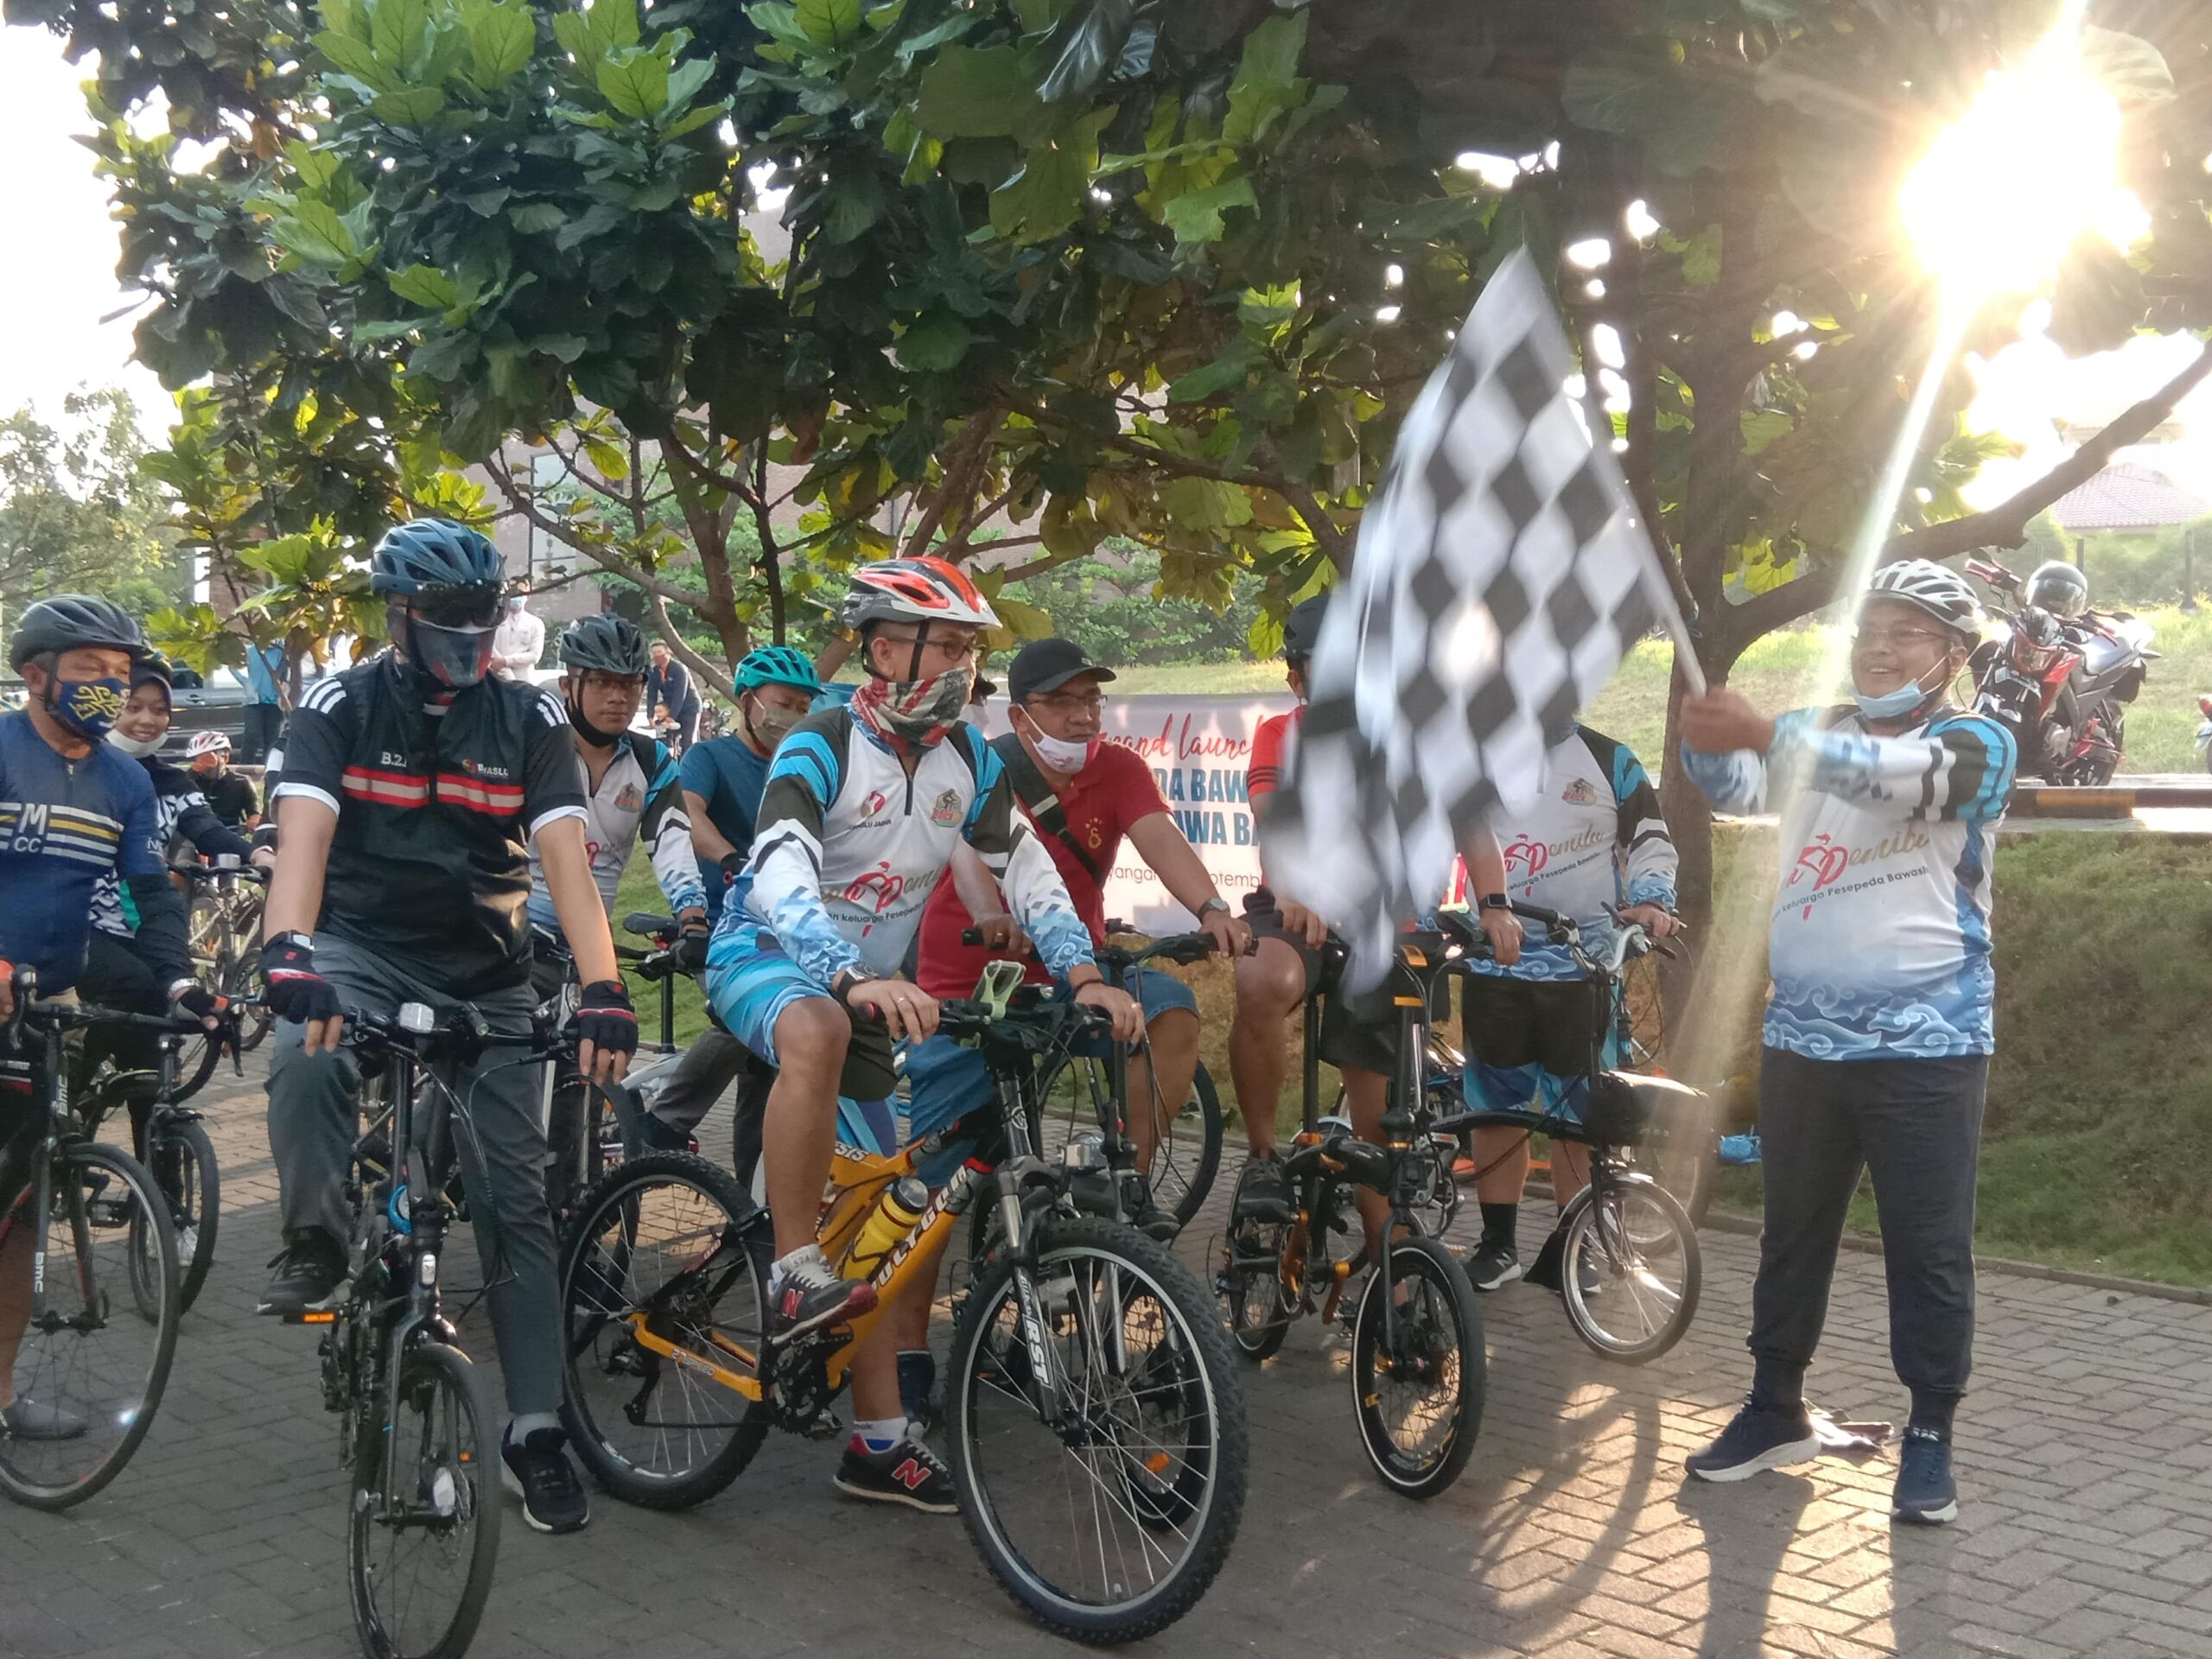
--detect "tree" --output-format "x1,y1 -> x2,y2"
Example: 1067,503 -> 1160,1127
0,388 -> 175,649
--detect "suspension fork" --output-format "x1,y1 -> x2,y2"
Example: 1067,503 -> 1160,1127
991,1079 -> 1069,1425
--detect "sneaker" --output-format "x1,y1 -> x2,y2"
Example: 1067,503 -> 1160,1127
501,1427 -> 590,1534
1685,1398 -> 1821,1482
0,1396 -> 87,1441
834,1434 -> 957,1514
1891,1426 -> 1958,1525
767,1250 -> 877,1344
635,1112 -> 692,1154
1233,1151 -> 1292,1224
1467,1238 -> 1522,1292
258,1227 -> 346,1315
1130,1199 -> 1179,1243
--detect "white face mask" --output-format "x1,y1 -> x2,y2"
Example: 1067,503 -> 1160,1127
106,728 -> 165,760
1020,711 -> 1096,773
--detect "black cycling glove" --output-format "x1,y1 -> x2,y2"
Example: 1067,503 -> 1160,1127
719,851 -> 744,886
262,935 -> 342,1025
170,982 -> 228,1026
675,917 -> 711,975
575,979 -> 639,1058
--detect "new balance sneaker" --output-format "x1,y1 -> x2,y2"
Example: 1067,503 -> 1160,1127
1467,1238 -> 1522,1292
0,1396 -> 87,1441
767,1249 -> 877,1344
1891,1426 -> 1959,1525
1685,1398 -> 1821,1482
257,1227 -> 347,1315
501,1426 -> 590,1535
834,1434 -> 957,1514
1233,1151 -> 1292,1224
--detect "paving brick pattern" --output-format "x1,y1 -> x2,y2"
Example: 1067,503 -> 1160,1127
6,1066 -> 2211,1659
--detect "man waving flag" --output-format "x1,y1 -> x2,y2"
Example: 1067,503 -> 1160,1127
1262,247 -> 1699,985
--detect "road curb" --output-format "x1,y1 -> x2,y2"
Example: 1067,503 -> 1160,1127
1700,1211 -> 2212,1306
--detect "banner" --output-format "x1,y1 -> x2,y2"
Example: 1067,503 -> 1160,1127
982,691 -> 1294,935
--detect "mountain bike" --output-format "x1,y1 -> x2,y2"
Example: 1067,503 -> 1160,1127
1217,931 -> 1484,1498
284,1001 -> 564,1659
73,1007 -> 237,1313
1433,904 -> 1705,1363
0,973 -> 185,1510
175,856 -> 272,1059
558,961 -> 1247,1643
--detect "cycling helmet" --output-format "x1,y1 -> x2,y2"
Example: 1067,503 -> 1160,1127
839,556 -> 1000,632
2024,559 -> 2088,620
1864,559 -> 1984,636
558,613 -> 651,676
369,518 -> 504,598
1281,593 -> 1331,664
10,594 -> 146,670
735,644 -> 822,695
186,730 -> 232,760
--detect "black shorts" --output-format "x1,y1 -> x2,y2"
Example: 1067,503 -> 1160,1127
1243,894 -> 1414,1077
1460,974 -> 1605,1078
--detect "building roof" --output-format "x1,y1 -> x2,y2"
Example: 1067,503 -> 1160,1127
2050,462 -> 2211,534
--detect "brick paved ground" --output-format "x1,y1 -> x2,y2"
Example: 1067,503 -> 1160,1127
7,1065 -> 2212,1659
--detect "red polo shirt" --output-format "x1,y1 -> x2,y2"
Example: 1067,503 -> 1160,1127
916,739 -> 1167,997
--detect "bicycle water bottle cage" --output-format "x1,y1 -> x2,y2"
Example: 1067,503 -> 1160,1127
976,958 -> 1026,1021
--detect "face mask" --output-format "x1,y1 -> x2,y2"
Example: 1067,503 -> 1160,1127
106,728 -> 165,760
48,676 -> 128,741
399,613 -> 495,690
1020,711 -> 1096,773
743,697 -> 802,753
1853,657 -> 1952,721
850,666 -> 973,748
506,596 -> 526,612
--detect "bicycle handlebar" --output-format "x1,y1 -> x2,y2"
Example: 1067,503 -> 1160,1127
21,996 -> 233,1037
169,856 -> 268,884
955,926 -> 1218,969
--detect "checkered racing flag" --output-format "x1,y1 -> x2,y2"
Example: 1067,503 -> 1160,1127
1262,247 -> 1691,988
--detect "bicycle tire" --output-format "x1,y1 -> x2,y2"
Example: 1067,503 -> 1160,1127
346,1340 -> 499,1659
1034,1057 -> 1224,1234
950,1214 -> 1247,1643
1218,1163 -> 1289,1363
0,1141 -> 180,1510
157,1117 -> 220,1313
1166,1064 -> 1224,1227
1628,1106 -> 1717,1230
1350,1234 -> 1484,1499
556,1151 -> 772,1510
1558,1175 -> 1701,1364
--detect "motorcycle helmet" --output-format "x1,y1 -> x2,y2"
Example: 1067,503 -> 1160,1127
2024,561 -> 2088,620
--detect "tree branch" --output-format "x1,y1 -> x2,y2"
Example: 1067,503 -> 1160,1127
482,461 -> 712,613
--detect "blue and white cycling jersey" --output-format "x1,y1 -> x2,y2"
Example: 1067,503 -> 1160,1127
716,707 -> 1090,990
1685,703 -> 2015,1060
525,731 -> 704,938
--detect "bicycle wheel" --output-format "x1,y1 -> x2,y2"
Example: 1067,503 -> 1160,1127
346,1340 -> 499,1659
950,1215 -> 1246,1643
557,1151 -> 771,1509
1217,1164 -> 1289,1363
135,1116 -> 220,1313
1624,1096 -> 1717,1231
1558,1175 -> 1700,1363
1350,1234 -> 1484,1499
0,1142 -> 180,1509
1033,1058 -> 1224,1234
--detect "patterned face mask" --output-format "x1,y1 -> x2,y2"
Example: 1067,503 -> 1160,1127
849,666 -> 974,749
50,676 -> 128,741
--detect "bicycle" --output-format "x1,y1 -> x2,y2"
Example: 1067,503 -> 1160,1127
283,1001 -> 565,1659
1216,931 -> 1485,1499
1433,903 -> 1706,1364
72,1008 -> 236,1313
0,973 -> 185,1510
175,856 -> 273,1059
557,959 -> 1248,1643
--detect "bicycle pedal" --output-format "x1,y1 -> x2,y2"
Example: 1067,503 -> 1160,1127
800,1410 -> 844,1442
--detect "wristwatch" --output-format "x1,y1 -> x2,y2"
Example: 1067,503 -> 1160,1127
1198,898 -> 1230,918
1479,893 -> 1510,912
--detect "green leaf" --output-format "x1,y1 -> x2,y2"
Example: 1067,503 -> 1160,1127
460,0 -> 534,89
599,47 -> 670,118
746,2 -> 814,50
1166,337 -> 1262,403
1038,0 -> 1135,104
511,201 -> 567,233
1223,11 -> 1306,145
1159,175 -> 1255,245
273,198 -> 361,269
2080,26 -> 2173,101
370,85 -> 447,124
312,29 -> 395,90
1739,407 -> 1791,456
990,116 -> 1110,243
896,310 -> 972,371
915,44 -> 1036,140
388,263 -> 464,309
795,0 -> 862,44
369,0 -> 431,71
989,594 -> 1053,639
663,54 -> 715,115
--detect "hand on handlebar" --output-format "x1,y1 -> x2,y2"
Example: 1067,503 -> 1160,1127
1198,906 -> 1250,960
673,909 -> 711,975
843,976 -> 939,1041
1072,976 -> 1144,1044
170,982 -> 229,1032
966,913 -> 1033,957
1478,906 -> 1523,967
1276,899 -> 1329,950
1618,901 -> 1684,941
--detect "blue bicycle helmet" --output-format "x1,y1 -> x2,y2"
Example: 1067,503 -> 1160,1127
734,644 -> 821,696
370,518 -> 504,598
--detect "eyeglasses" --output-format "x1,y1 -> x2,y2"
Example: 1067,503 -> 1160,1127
408,584 -> 500,631
577,671 -> 646,695
1850,625 -> 1949,652
1030,690 -> 1107,715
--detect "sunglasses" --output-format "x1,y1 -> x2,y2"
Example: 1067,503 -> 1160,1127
407,585 -> 501,631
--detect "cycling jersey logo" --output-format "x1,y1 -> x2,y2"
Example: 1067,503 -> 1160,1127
1560,777 -> 1599,805
614,783 -> 642,811
1785,826 -> 1931,918
458,756 -> 512,780
1503,836 -> 1549,880
845,861 -> 906,915
1789,835 -> 1852,908
861,789 -> 888,817
930,788 -> 962,827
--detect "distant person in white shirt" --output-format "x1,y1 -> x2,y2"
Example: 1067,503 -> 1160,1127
492,582 -> 547,680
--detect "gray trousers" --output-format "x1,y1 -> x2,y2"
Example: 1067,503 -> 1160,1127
266,935 -> 560,1416
1749,1046 -> 1989,1400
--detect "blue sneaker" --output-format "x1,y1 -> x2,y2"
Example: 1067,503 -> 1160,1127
1891,1426 -> 1958,1525
1684,1397 -> 1820,1482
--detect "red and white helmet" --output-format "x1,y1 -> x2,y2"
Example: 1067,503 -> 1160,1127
186,730 -> 232,760
840,556 -> 999,632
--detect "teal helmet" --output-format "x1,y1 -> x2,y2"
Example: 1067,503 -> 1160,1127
735,645 -> 820,696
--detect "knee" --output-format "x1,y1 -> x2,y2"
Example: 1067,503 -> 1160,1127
1147,1007 -> 1198,1050
771,999 -> 849,1084
1232,950 -> 1301,1019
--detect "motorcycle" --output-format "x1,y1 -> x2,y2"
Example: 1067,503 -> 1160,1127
1963,556 -> 2157,785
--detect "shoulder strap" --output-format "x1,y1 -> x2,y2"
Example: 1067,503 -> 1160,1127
988,730 -> 1103,884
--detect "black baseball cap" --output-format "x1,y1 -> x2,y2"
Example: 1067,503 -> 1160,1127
1007,637 -> 1117,702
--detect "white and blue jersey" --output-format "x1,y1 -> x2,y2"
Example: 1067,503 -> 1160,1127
1685,703 -> 2015,1060
525,732 -> 705,939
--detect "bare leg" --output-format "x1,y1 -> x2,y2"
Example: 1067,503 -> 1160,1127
1343,1066 -> 1395,1261
1128,1007 -> 1200,1174
762,999 -> 850,1260
1474,1127 -> 1532,1206
855,1224 -> 954,1420
1548,1139 -> 1592,1209
1228,939 -> 1306,1154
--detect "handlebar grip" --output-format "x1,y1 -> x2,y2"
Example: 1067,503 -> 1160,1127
959,927 -> 983,947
